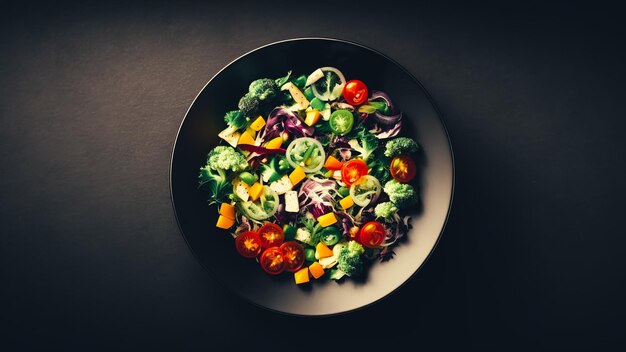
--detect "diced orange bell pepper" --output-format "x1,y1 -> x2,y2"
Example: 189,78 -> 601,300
219,203 -> 235,220
216,215 -> 235,229
315,242 -> 334,259
309,262 -> 325,279
248,183 -> 264,202
323,155 -> 343,170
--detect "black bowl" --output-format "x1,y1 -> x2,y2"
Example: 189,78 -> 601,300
170,38 -> 454,316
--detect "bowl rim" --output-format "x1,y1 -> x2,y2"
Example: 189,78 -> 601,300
169,37 -> 456,317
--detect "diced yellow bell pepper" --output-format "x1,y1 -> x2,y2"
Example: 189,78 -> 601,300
317,212 -> 337,228
265,136 -> 283,150
237,131 -> 255,145
249,116 -> 266,131
294,267 -> 310,284
289,166 -> 306,186
245,127 -> 256,139
248,183 -> 264,202
315,242 -> 334,259
309,262 -> 325,279
219,203 -> 235,220
339,196 -> 354,210
304,109 -> 322,126
216,215 -> 235,229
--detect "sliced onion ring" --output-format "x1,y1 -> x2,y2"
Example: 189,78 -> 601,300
311,67 -> 346,102
285,137 -> 326,173
349,175 -> 382,207
369,90 -> 398,115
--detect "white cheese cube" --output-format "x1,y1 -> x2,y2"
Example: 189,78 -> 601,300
269,175 -> 293,195
234,181 -> 249,202
285,191 -> 299,213
332,170 -> 342,180
294,228 -> 311,244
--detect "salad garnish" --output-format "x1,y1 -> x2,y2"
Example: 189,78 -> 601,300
199,67 -> 420,284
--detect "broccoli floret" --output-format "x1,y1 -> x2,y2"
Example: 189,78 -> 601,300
238,78 -> 281,118
384,137 -> 419,158
383,180 -> 418,209
374,202 -> 399,219
249,78 -> 278,100
337,240 -> 365,277
206,146 -> 248,172
348,130 -> 379,163
238,93 -> 261,118
199,146 -> 248,204
223,110 -> 248,130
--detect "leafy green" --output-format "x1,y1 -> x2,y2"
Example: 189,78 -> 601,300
199,146 -> 248,204
275,71 -> 292,87
368,150 -> 391,184
223,110 -> 248,130
297,217 -> 322,246
348,128 -> 379,163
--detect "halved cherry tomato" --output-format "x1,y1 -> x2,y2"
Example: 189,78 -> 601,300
341,159 -> 369,186
259,246 -> 286,275
235,231 -> 262,258
258,223 -> 284,249
390,155 -> 417,183
359,221 -> 386,248
279,241 -> 305,272
343,80 -> 369,105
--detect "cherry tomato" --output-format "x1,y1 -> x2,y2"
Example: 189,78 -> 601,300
359,221 -> 386,248
341,159 -> 369,186
279,241 -> 305,272
343,80 -> 369,105
235,231 -> 262,258
259,247 -> 286,275
258,223 -> 284,249
389,155 -> 417,182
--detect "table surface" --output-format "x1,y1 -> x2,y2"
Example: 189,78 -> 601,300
2,1 -> 625,350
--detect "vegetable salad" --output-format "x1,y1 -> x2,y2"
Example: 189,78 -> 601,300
199,67 -> 420,284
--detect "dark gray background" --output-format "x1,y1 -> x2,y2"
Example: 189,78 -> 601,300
1,1 -> 625,350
